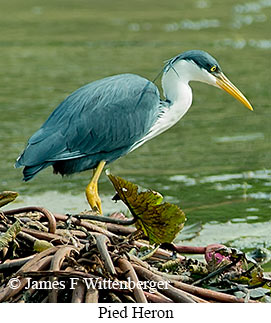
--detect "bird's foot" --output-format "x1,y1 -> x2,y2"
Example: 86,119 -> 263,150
85,182 -> 102,214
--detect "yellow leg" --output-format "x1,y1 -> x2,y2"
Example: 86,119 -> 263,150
85,160 -> 106,214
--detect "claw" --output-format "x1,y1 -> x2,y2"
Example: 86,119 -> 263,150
86,182 -> 102,214
85,160 -> 106,214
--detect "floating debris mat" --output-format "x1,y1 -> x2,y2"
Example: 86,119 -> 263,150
0,204 -> 270,303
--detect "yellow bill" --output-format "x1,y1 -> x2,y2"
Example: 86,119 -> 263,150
215,73 -> 253,111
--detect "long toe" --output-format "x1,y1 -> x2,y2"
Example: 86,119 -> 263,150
86,183 -> 102,214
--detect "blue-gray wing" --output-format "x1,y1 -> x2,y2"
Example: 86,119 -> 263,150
16,74 -> 160,167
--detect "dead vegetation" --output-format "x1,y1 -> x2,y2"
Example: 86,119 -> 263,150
1,205 -> 270,303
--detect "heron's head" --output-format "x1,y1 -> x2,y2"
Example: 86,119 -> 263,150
164,50 -> 253,111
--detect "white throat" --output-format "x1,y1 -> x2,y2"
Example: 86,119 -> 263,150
162,63 -> 193,119
130,59 -> 217,151
159,59 -> 217,128
162,59 -> 216,102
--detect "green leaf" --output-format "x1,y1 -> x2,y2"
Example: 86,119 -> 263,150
33,240 -> 54,252
107,171 -> 186,244
0,191 -> 19,208
0,221 -> 21,251
249,287 -> 270,299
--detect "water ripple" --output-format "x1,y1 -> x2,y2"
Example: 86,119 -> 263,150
214,133 -> 264,142
164,19 -> 220,32
215,38 -> 271,49
200,169 -> 271,183
231,0 -> 271,29
214,183 -> 252,191
233,0 -> 271,14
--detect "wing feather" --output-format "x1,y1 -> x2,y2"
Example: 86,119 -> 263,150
16,73 -> 160,167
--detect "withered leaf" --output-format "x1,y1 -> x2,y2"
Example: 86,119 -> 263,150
0,220 -> 21,251
107,171 -> 186,244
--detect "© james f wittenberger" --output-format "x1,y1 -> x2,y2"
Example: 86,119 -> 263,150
21,277 -> 170,293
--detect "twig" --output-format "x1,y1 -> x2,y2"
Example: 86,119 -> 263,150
192,257 -> 241,286
140,245 -> 160,261
41,296 -> 48,303
21,227 -> 70,244
106,223 -> 135,236
53,213 -> 119,239
132,241 -> 185,261
73,213 -> 136,226
129,254 -> 191,283
0,255 -> 34,272
94,234 -> 116,276
107,292 -> 123,303
144,291 -> 173,303
170,280 -> 256,303
17,231 -> 37,244
85,287 -> 99,303
71,280 -> 85,303
133,264 -> 195,303
18,247 -> 60,273
0,255 -> 53,302
3,206 -> 56,234
48,246 -> 79,303
171,245 -> 206,254
118,258 -> 147,303
15,277 -> 47,303
19,270 -> 102,281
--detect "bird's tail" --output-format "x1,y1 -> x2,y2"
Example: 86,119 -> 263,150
21,163 -> 52,181
15,151 -> 53,181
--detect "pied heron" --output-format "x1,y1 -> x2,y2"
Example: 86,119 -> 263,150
16,50 -> 253,213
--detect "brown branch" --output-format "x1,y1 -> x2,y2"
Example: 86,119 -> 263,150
48,246 -> 79,303
71,280 -> 85,303
17,231 -> 37,244
0,255 -> 34,272
129,254 -> 191,283
170,280 -> 256,303
192,256 -> 241,287
21,227 -> 70,244
94,234 -> 116,276
74,213 -> 136,226
19,270 -> 102,281
108,292 -> 123,303
3,206 -> 56,234
133,264 -> 195,303
132,241 -> 185,261
171,245 -> 206,254
144,291 -> 173,303
0,255 -> 53,302
85,287 -> 99,303
106,223 -> 135,236
18,247 -> 59,273
54,213 -> 119,239
15,277 -> 47,303
118,258 -> 147,303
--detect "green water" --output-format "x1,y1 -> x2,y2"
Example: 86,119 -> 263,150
1,0 -> 271,264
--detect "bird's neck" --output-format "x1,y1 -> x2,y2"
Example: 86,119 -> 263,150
161,63 -> 193,117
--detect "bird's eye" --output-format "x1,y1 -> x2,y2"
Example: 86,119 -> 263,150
210,65 -> 217,72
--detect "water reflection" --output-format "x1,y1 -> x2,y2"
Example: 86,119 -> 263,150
214,183 -> 252,191
179,220 -> 271,250
232,0 -> 271,28
164,19 -> 220,32
231,14 -> 266,29
216,38 -> 271,49
169,175 -> 196,186
214,133 -> 264,142
233,0 -> 271,14
200,170 -> 271,183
